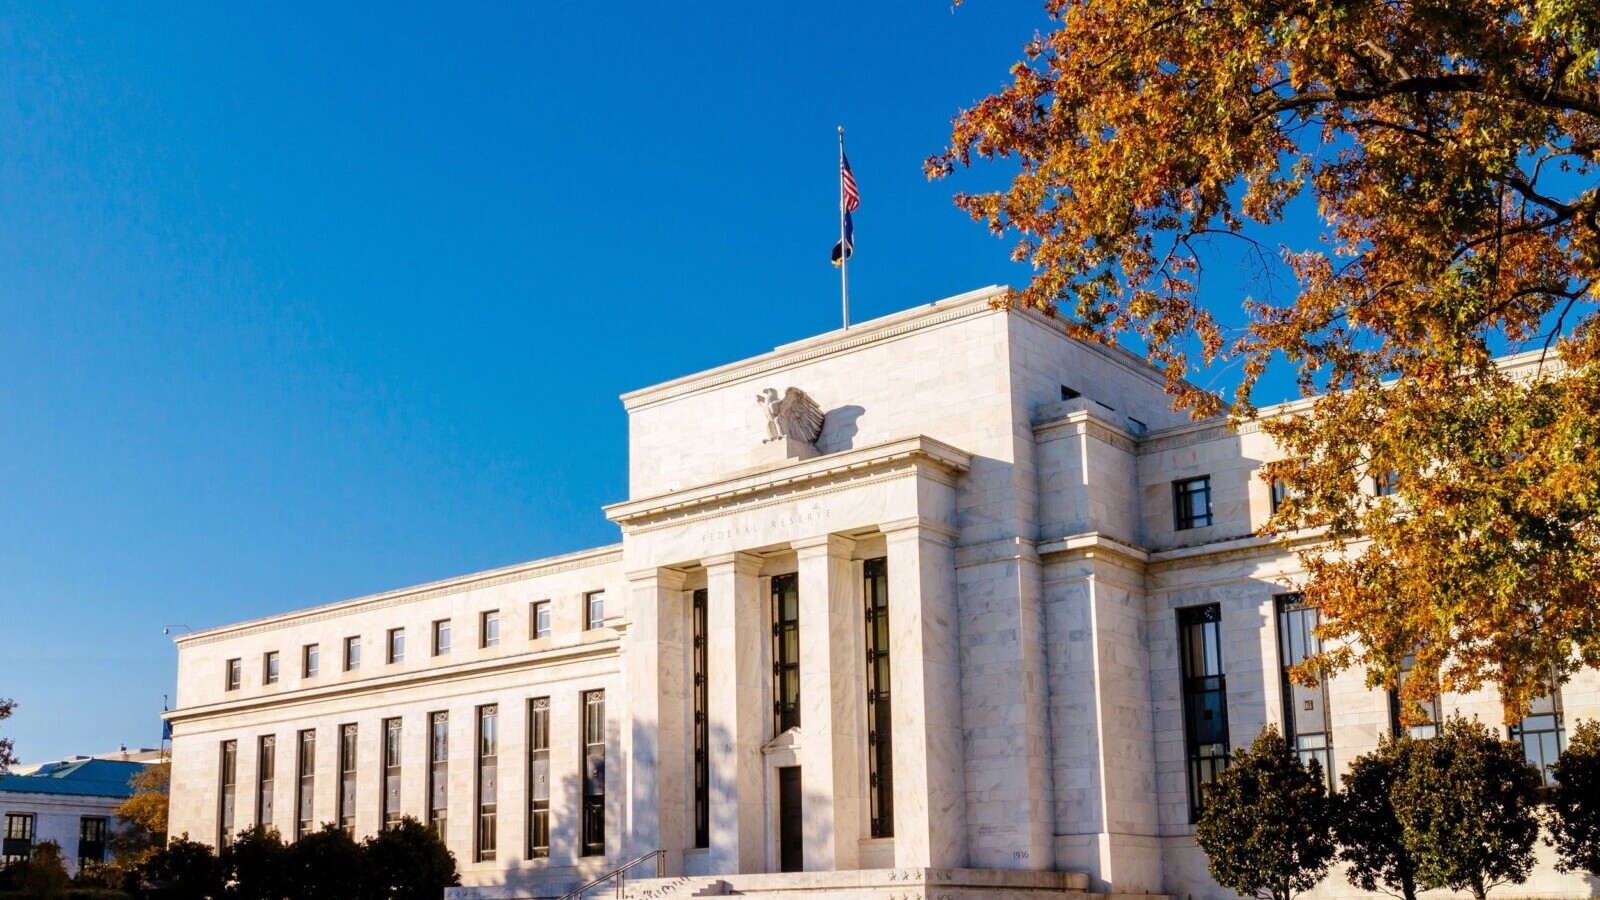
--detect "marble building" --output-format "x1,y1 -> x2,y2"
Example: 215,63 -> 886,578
164,286 -> 1600,900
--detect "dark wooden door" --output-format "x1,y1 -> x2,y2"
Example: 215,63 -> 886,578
778,766 -> 802,872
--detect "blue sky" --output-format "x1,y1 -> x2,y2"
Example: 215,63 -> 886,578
0,2 -> 1298,761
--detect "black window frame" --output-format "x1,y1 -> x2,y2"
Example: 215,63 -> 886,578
256,734 -> 276,827
528,697 -> 551,859
1510,676 -> 1566,787
691,589 -> 709,849
387,628 -> 405,665
302,643 -> 319,678
481,610 -> 500,648
296,729 -> 316,840
263,651 -> 280,686
771,573 -> 801,734
585,591 -> 606,631
382,717 -> 403,828
1389,654 -> 1441,740
1275,594 -> 1333,786
344,636 -> 360,672
225,658 -> 242,692
428,712 -> 449,836
3,813 -> 35,864
338,724 -> 357,835
433,619 -> 451,656
476,704 -> 498,861
581,689 -> 606,857
1178,603 -> 1229,821
864,557 -> 894,838
77,816 -> 109,867
219,739 -> 238,846
1174,476 -> 1214,530
531,600 -> 552,640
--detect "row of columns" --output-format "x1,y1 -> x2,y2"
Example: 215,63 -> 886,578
626,519 -> 965,875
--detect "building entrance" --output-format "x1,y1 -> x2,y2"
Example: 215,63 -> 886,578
778,766 -> 802,872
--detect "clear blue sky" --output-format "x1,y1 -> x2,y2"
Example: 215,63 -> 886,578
0,2 -> 1294,761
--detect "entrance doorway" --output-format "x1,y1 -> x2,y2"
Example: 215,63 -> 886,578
778,766 -> 802,872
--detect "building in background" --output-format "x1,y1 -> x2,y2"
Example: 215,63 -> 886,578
163,287 -> 1595,900
1,749 -> 161,875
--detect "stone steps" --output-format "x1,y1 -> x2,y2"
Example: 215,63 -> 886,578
618,867 -> 1131,900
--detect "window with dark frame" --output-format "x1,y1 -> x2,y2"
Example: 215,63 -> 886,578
296,729 -> 315,840
303,643 -> 319,678
477,704 -> 498,861
581,689 -> 606,856
1511,678 -> 1566,786
1374,470 -> 1400,497
338,724 -> 357,835
1276,594 -> 1333,786
388,628 -> 405,665
532,601 -> 552,640
383,717 -> 403,828
528,697 -> 551,859
77,817 -> 108,867
3,813 -> 35,864
429,712 -> 449,836
1174,476 -> 1213,530
864,557 -> 894,838
1389,654 -> 1441,739
219,740 -> 238,846
692,589 -> 709,849
264,651 -> 280,685
257,734 -> 276,827
1178,604 -> 1229,820
344,636 -> 361,672
225,658 -> 242,691
771,573 -> 801,733
433,619 -> 451,656
585,591 -> 606,631
1270,477 -> 1289,515
481,610 -> 500,648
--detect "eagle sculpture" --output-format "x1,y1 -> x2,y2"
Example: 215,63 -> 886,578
757,387 -> 825,447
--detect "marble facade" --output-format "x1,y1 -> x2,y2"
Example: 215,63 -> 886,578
165,287 -> 1600,900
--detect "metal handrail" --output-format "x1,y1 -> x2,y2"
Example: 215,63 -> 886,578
556,848 -> 665,900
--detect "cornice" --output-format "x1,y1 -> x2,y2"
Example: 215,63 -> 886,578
166,638 -> 619,724
1033,407 -> 1140,455
604,436 -> 972,532
619,286 -> 1010,411
1038,531 -> 1151,566
175,545 -> 623,648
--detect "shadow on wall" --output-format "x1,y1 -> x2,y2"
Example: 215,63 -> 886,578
819,405 -> 865,453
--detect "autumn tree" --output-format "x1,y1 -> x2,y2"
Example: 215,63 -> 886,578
1333,737 -> 1423,900
1391,716 -> 1542,900
115,758 -> 171,863
1547,718 -> 1600,875
931,0 -> 1600,718
1195,726 -> 1335,900
0,697 -> 17,772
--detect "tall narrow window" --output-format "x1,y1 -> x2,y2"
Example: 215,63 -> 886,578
338,724 -> 357,835
585,591 -> 606,630
1389,654 -> 1442,739
1276,594 -> 1332,784
1511,678 -> 1566,786
433,619 -> 451,656
477,704 -> 498,861
296,729 -> 316,839
428,712 -> 449,835
531,601 -> 552,639
383,718 -> 403,827
1269,477 -> 1289,515
264,651 -> 280,685
481,610 -> 500,648
77,817 -> 108,867
692,589 -> 709,849
528,697 -> 551,859
344,637 -> 361,671
581,689 -> 606,856
219,740 -> 238,845
388,628 -> 405,664
3,814 -> 35,864
1174,476 -> 1214,529
225,658 -> 242,691
864,558 -> 894,837
1374,470 -> 1399,497
771,573 -> 800,733
303,643 -> 319,678
257,734 -> 276,827
1178,604 -> 1229,820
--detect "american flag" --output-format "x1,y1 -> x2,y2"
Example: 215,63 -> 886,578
841,152 -> 860,212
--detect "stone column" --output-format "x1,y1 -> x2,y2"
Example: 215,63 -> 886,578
704,552 -> 766,874
626,567 -> 689,864
884,518 -> 967,868
795,533 -> 864,872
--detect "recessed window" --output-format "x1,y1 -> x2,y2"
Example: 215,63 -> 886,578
4,813 -> 36,865
477,704 -> 499,861
77,816 -> 108,867
1389,654 -> 1441,740
303,644 -> 320,678
1374,470 -> 1399,497
1269,477 -> 1289,515
531,601 -> 551,640
296,729 -> 316,840
429,712 -> 449,835
344,636 -> 361,672
388,627 -> 405,664
1511,678 -> 1566,787
219,740 -> 238,845
481,610 -> 500,648
585,591 -> 606,631
1276,594 -> 1332,786
383,717 -> 403,828
771,574 -> 800,733
528,697 -> 550,859
257,735 -> 276,827
263,652 -> 280,686
581,689 -> 606,856
433,619 -> 451,656
338,724 -> 358,835
225,658 -> 242,692
1174,476 -> 1213,530
1178,604 -> 1229,820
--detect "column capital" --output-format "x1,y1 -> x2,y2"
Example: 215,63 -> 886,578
880,516 -> 960,544
790,532 -> 856,558
624,566 -> 690,590
702,551 -> 763,576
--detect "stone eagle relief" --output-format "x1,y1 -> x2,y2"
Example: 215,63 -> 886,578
757,387 -> 825,447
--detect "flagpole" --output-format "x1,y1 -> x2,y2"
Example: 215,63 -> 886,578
838,126 -> 850,331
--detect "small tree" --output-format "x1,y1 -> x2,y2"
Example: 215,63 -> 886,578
219,825 -> 289,900
359,817 -> 459,900
114,759 -> 170,864
1547,718 -> 1600,875
286,824 -> 362,900
0,839 -> 72,898
1392,715 -> 1542,900
142,834 -> 223,900
1195,726 -> 1335,900
1334,736 -> 1423,900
